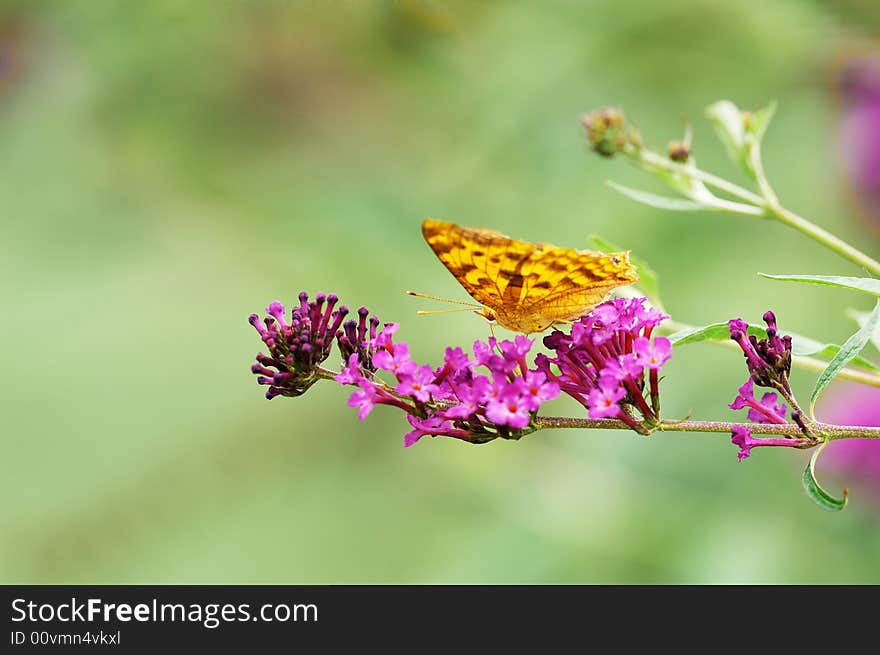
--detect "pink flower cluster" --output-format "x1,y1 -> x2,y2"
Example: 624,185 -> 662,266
727,311 -> 804,461
536,298 -> 671,428
335,326 -> 560,447
249,293 -> 677,447
249,293 -> 348,398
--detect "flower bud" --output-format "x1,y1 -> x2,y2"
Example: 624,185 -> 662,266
667,140 -> 690,162
580,107 -> 640,157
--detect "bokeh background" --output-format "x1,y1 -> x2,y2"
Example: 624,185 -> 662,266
3,0 -> 880,584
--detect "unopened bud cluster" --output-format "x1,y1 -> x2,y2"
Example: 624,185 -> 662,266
580,107 -> 641,157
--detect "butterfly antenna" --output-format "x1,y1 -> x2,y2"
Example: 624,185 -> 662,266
405,290 -> 480,308
416,307 -> 479,316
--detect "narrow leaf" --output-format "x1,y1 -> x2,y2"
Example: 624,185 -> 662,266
706,100 -> 746,167
605,182 -> 708,211
802,441 -> 848,511
759,273 -> 880,296
669,322 -> 763,346
745,100 -> 777,141
652,159 -> 717,203
846,308 -> 880,353
789,332 -> 880,371
588,234 -> 664,310
810,300 -> 880,412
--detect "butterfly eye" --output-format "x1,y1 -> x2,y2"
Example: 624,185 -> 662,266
479,308 -> 498,323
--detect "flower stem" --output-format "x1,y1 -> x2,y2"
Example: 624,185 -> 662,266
765,204 -> 880,277
648,369 -> 660,416
632,148 -> 880,276
533,416 -> 880,440
636,150 -> 765,205
747,137 -> 779,207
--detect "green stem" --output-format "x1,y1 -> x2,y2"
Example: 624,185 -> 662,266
533,416 -> 880,440
632,148 -> 880,276
766,204 -> 880,277
747,137 -> 779,207
637,150 -> 765,205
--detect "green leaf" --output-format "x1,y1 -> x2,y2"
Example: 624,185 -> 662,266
846,308 -> 880,353
669,322 -> 762,347
758,273 -> 880,296
587,234 -> 664,311
706,100 -> 777,180
744,100 -> 777,142
792,334 -> 880,372
810,300 -> 880,412
705,100 -> 746,169
668,321 -> 880,372
605,182 -> 709,211
802,441 -> 848,511
741,101 -> 777,181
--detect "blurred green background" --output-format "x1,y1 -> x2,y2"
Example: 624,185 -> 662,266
3,0 -> 880,584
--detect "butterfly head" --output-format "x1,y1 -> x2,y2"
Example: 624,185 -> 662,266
478,306 -> 554,335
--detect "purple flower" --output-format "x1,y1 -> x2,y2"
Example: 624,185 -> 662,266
396,365 -> 441,403
473,338 -> 516,375
369,322 -> 399,349
731,425 -> 754,461
404,414 -> 451,448
587,378 -> 626,419
336,325 -> 558,444
485,384 -> 532,429
334,353 -> 363,385
750,393 -> 786,424
249,292 -> 348,399
336,306 -> 383,373
598,356 -> 637,383
728,311 -> 792,394
731,424 -> 802,461
252,291 -> 565,447
348,379 -> 379,420
443,346 -> 471,373
412,335 -> 557,440
520,371 -> 560,412
472,338 -> 497,367
632,336 -> 672,370
373,342 -> 418,378
541,297 -> 671,430
500,335 -> 533,361
729,379 -> 787,425
442,375 -> 491,419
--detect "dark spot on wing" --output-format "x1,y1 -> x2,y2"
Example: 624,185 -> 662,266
429,241 -> 455,254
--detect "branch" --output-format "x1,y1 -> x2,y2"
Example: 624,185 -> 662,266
534,416 -> 880,440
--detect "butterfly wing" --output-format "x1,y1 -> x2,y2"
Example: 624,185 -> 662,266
421,219 -> 639,333
516,246 -> 639,325
421,219 -> 534,312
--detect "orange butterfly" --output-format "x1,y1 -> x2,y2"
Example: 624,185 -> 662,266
414,219 -> 639,334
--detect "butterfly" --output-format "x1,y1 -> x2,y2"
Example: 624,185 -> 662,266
415,219 -> 639,334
